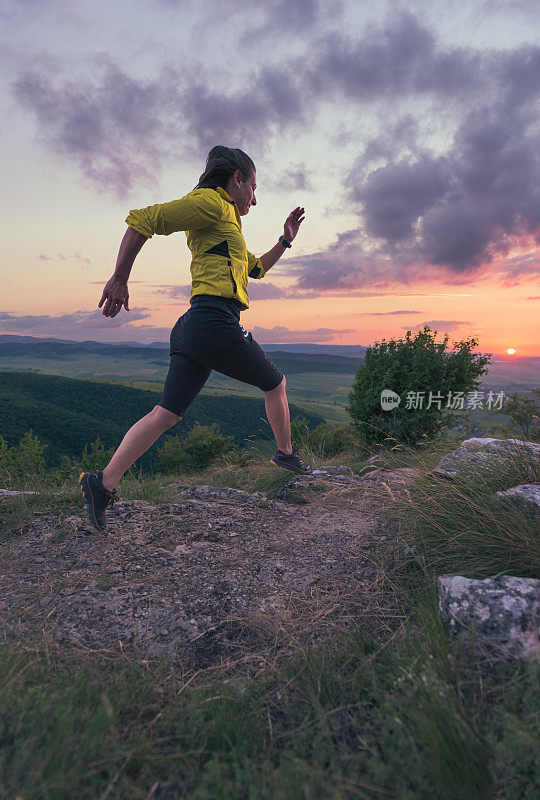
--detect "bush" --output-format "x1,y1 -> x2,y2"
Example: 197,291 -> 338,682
0,430 -> 46,486
81,438 -> 116,472
345,326 -> 491,447
503,389 -> 540,437
155,422 -> 236,474
290,416 -> 360,458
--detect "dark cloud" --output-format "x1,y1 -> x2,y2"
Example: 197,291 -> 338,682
308,11 -> 484,102
181,64 -> 307,156
289,36 -> 540,291
12,55 -> 308,196
12,57 -> 175,197
239,0 -> 340,45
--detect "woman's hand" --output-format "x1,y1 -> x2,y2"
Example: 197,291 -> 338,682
99,276 -> 130,318
284,207 -> 305,242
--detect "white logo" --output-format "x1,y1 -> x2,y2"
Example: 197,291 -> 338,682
240,325 -> 249,338
380,389 -> 401,411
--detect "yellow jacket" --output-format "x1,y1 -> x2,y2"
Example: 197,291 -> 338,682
125,186 -> 266,310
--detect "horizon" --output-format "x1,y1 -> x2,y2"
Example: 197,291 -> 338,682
1,332 -> 539,361
1,1 -> 539,357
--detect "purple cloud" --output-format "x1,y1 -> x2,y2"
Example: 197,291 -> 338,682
252,324 -> 355,343
0,308 -> 171,343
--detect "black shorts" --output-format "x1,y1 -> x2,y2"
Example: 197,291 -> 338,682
158,294 -> 284,416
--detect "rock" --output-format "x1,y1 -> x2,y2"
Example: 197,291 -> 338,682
179,485 -> 267,503
438,575 -> 540,661
277,467 -> 354,502
366,455 -> 383,464
0,489 -> 37,497
430,438 -> 540,480
496,484 -> 540,515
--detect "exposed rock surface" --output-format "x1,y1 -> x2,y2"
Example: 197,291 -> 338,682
430,437 -> 540,480
438,575 -> 540,662
0,489 -> 36,497
0,466 -> 423,672
496,484 -> 540,515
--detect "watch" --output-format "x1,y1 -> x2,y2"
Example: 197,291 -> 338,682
279,235 -> 292,248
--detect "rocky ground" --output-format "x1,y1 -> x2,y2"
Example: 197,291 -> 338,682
0,465 -> 421,677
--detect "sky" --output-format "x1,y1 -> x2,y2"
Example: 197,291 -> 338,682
1,0 -> 539,355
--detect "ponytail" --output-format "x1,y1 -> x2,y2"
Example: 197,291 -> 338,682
194,146 -> 255,190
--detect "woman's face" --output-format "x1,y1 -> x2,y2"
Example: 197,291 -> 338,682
234,170 -> 257,215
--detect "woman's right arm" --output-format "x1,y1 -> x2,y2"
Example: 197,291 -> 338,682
100,191 -> 224,318
99,227 -> 148,318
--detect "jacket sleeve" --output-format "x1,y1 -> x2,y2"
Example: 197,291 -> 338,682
125,190 -> 224,238
247,250 -> 266,279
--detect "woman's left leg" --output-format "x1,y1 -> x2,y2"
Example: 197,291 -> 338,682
101,352 -> 211,491
102,405 -> 182,490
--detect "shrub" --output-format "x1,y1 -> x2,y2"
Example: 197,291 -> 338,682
0,430 -> 46,486
81,438 -> 116,472
156,422 -> 236,474
503,389 -> 540,437
345,326 -> 491,447
290,416 -> 360,458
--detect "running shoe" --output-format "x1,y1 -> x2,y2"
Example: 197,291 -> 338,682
270,445 -> 312,474
79,470 -> 117,531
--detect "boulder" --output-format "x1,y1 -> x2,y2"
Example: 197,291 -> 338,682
430,438 -> 540,480
496,484 -> 540,515
438,574 -> 540,661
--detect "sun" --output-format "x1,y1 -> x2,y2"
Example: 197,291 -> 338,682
506,348 -> 516,355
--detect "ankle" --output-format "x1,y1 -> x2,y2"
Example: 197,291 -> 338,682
100,471 -> 116,493
279,446 -> 293,455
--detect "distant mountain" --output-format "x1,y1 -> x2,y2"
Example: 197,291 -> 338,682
0,334 -> 368,356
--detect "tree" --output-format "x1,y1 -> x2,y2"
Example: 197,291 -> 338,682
156,422 -> 236,474
503,390 -> 540,436
345,326 -> 491,446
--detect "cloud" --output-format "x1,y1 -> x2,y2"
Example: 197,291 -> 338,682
252,324 -> 355,343
12,53 -> 309,197
0,308 -> 171,343
366,309 -> 424,315
405,319 -> 470,333
239,0 -> 341,45
308,12 -> 484,103
265,162 -> 314,193
12,56 -> 175,198
287,35 -> 540,292
37,251 -> 90,265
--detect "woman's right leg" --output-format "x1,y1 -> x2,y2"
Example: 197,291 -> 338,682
102,405 -> 181,491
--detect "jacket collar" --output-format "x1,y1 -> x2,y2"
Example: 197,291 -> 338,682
214,185 -> 241,228
215,186 -> 235,205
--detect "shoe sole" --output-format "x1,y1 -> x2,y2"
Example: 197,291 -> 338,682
79,472 -> 106,532
269,458 -> 311,475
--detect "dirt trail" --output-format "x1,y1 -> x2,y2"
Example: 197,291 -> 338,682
0,466 -> 421,675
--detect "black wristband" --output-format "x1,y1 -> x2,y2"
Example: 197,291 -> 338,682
279,235 -> 292,249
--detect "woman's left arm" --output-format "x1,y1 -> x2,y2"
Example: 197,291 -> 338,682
259,206 -> 305,272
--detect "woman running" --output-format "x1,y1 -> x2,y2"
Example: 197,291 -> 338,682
79,145 -> 312,531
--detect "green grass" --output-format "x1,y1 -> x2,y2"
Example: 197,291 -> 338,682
374,438 -> 540,578
0,578 -> 537,800
0,433 -> 538,798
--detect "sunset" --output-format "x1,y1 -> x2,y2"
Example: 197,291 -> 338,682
0,3 -> 538,797
1,0 -> 539,355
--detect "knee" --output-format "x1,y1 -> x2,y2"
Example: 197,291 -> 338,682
152,405 -> 182,430
266,375 -> 286,394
